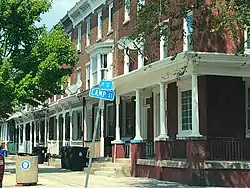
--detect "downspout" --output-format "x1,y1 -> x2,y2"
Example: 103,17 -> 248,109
82,97 -> 86,147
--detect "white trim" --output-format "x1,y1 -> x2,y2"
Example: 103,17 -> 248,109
244,26 -> 250,54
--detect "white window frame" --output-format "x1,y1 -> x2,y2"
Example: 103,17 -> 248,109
183,11 -> 193,52
124,0 -> 130,24
97,10 -> 102,40
91,56 -> 98,86
108,2 -> 114,33
177,79 -> 192,138
76,68 -> 81,82
245,78 -> 250,138
244,26 -> 250,54
86,63 -> 90,90
86,18 -> 91,47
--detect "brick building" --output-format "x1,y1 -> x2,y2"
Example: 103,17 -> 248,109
4,0 -> 250,186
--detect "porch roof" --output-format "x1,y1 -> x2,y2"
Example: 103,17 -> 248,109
113,52 -> 250,95
113,52 -> 189,95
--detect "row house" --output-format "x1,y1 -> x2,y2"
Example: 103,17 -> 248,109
3,0 -> 250,186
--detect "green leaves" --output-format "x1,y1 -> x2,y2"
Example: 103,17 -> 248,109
0,0 -> 78,117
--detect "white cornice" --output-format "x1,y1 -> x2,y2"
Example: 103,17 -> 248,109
68,0 -> 106,28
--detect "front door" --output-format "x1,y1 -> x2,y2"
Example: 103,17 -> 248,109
105,103 -> 115,157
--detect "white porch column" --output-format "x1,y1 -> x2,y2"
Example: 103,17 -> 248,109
158,82 -> 168,139
44,115 -> 48,146
56,114 -> 59,150
39,121 -> 41,143
100,107 -> 105,157
18,124 -> 21,145
191,73 -> 202,137
69,111 -> 73,145
34,121 -> 37,147
62,112 -> 66,146
30,121 -> 33,153
133,89 -> 143,140
23,123 -> 26,144
115,96 -> 121,141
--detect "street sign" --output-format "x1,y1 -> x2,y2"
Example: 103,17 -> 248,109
89,88 -> 115,101
99,80 -> 113,90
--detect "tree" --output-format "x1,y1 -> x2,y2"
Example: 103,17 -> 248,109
0,0 -> 78,118
128,0 -> 250,61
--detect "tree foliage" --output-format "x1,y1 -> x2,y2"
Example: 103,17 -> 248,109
129,0 -> 250,59
0,0 -> 78,117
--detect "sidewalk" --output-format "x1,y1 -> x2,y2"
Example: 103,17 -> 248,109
3,158 -> 195,188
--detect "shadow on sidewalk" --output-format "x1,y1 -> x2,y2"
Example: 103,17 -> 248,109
5,167 -> 72,174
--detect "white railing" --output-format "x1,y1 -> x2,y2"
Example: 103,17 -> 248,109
47,141 -> 59,155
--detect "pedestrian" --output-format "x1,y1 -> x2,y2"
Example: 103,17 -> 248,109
0,146 -> 4,157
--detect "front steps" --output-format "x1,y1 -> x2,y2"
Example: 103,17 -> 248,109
43,158 -> 61,168
84,158 -> 131,177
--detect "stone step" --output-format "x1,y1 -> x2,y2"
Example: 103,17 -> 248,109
99,166 -> 122,171
91,162 -> 121,168
114,158 -> 131,164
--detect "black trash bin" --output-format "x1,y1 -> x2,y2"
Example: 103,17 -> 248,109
67,147 -> 89,171
32,147 -> 47,164
60,146 -> 70,169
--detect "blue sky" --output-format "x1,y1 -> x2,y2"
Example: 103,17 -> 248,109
37,0 -> 80,30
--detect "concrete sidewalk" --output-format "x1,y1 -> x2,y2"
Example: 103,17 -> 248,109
3,158 -> 195,188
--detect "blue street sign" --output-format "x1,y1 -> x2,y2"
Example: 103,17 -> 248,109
89,88 -> 115,101
99,80 -> 113,90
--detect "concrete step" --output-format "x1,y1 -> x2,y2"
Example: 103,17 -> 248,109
99,166 -> 122,171
91,162 -> 121,168
93,170 -> 116,177
115,158 -> 131,164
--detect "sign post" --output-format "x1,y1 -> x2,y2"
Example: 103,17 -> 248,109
84,80 -> 114,188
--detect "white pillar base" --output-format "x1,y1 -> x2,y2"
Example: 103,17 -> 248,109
100,137 -> 104,157
157,134 -> 169,141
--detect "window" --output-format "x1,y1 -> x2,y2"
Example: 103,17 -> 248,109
108,2 -> 114,32
93,105 -> 100,140
97,10 -> 102,40
124,49 -> 129,74
100,54 -> 108,80
160,21 -> 169,60
76,25 -> 81,52
91,56 -> 98,86
86,64 -> 90,89
124,0 -> 130,23
67,76 -> 71,87
244,27 -> 250,54
245,81 -> 250,137
181,90 -> 192,131
137,0 -> 145,11
77,68 -> 81,82
73,111 -> 82,140
183,11 -> 193,51
86,19 -> 91,46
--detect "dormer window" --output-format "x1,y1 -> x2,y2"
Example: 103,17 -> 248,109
108,2 -> 114,33
86,18 -> 91,46
97,10 -> 102,40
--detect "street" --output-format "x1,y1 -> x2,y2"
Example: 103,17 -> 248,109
3,158 -> 195,188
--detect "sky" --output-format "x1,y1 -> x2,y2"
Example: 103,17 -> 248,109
37,0 -> 80,30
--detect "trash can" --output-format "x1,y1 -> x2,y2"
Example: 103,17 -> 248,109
33,147 -> 47,164
16,153 -> 38,185
68,147 -> 89,171
60,146 -> 68,169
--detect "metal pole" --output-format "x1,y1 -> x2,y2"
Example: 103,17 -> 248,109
84,99 -> 104,188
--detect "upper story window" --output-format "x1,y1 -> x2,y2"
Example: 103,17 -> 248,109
124,0 -> 130,23
76,25 -> 82,52
77,68 -> 81,82
91,56 -> 98,86
67,76 -> 71,87
97,10 -> 103,40
68,32 -> 72,41
137,0 -> 145,10
86,18 -> 91,47
108,2 -> 114,33
86,64 -> 90,90
183,11 -> 193,52
100,54 -> 108,80
244,27 -> 250,54
160,21 -> 169,60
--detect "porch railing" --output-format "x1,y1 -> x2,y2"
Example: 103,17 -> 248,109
145,140 -> 155,158
207,137 -> 250,161
124,141 -> 130,158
